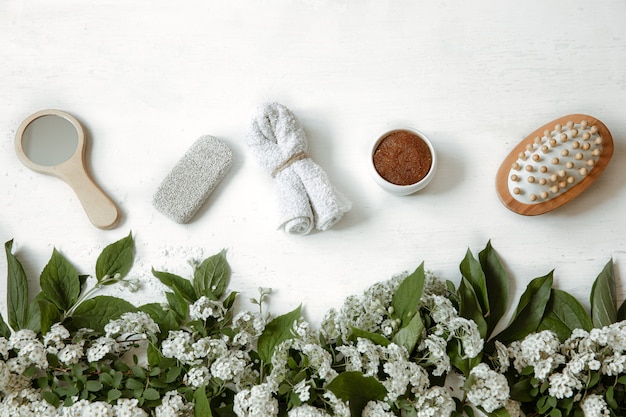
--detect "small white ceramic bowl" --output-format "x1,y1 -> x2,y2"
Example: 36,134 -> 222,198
369,128 -> 437,196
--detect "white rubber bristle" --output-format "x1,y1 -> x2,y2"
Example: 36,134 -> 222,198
506,119 -> 605,205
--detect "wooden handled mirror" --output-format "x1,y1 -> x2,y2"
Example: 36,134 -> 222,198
15,109 -> 120,229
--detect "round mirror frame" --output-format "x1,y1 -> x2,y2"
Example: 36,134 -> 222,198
15,109 -> 86,174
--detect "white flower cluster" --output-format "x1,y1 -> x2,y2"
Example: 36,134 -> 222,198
232,311 -> 265,348
508,330 -> 564,380
154,390 -> 194,417
337,338 -> 429,402
465,363 -> 511,413
233,383 -> 279,417
267,337 -> 336,394
416,294 -> 483,375
161,326 -> 258,390
0,389 -> 148,417
580,394 -> 611,417
189,296 -> 226,321
0,330 -> 48,400
506,322 -> 626,404
412,386 -> 456,417
104,312 -> 160,339
320,274 -> 404,342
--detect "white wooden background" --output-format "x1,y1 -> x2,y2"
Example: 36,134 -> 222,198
1,0 -> 625,327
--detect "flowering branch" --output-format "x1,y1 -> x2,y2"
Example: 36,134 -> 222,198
0,235 -> 624,417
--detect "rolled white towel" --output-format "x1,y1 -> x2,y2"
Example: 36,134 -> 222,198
247,102 -> 351,234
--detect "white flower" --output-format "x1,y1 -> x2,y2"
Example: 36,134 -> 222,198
87,337 -> 119,362
320,275 -> 403,343
64,399 -> 114,416
423,294 -> 457,324
43,323 -> 70,354
113,398 -> 149,417
189,296 -> 226,321
293,379 -> 311,402
580,393 -> 611,417
381,345 -> 427,401
57,343 -> 84,365
509,330 -> 564,380
161,330 -> 197,364
232,311 -> 265,347
362,401 -> 395,417
0,337 -> 9,359
233,383 -> 278,417
413,386 -> 455,417
602,352 -> 626,376
210,349 -> 249,382
0,360 -> 11,390
17,339 -> 48,368
155,390 -> 194,417
301,343 -> 336,381
418,334 -> 450,376
322,391 -> 351,417
494,340 -> 510,373
505,399 -> 523,417
104,312 -> 159,339
288,404 -> 332,417
450,317 -> 483,358
184,366 -> 211,388
466,363 -> 510,413
9,329 -> 37,349
548,371 -> 582,399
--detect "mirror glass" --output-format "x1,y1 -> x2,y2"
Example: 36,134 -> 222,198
21,115 -> 79,166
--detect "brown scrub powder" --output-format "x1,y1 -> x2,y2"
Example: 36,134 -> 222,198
373,130 -> 432,185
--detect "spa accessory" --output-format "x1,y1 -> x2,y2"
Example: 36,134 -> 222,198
152,135 -> 233,223
369,128 -> 437,195
496,114 -> 613,215
246,102 -> 351,235
15,109 -> 120,229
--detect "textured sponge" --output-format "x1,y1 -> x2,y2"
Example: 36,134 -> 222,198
153,136 -> 233,223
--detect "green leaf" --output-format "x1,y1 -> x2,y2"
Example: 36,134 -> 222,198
42,391 -> 61,408
165,366 -> 182,383
40,248 -> 80,312
5,239 -> 29,330
194,386 -> 212,417
86,380 -> 103,392
493,272 -> 553,344
479,241 -> 509,336
34,293 -> 63,334
391,263 -> 426,324
487,407 -> 511,417
458,276 -> 488,339
107,389 -> 122,402
449,339 -> 481,376
193,250 -> 230,299
392,312 -> 424,354
618,299 -> 626,322
258,305 -> 301,363
152,268 -> 197,302
590,260 -> 617,328
0,315 -> 10,338
25,299 -> 41,333
538,289 -> 592,342
143,387 -> 160,401
350,328 -> 391,346
95,232 -> 134,282
326,371 -> 387,417
70,295 -> 135,333
165,291 -> 189,321
126,378 -> 144,391
460,249 -> 489,318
